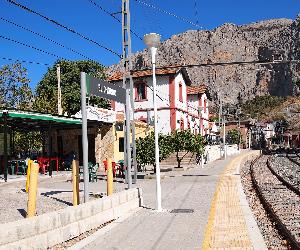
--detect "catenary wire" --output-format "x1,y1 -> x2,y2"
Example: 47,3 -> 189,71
6,0 -> 121,58
134,0 -> 202,28
0,17 -> 93,61
86,0 -> 143,41
131,59 -> 300,73
0,35 -> 62,59
0,57 -> 50,66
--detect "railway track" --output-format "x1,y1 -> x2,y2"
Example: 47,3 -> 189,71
250,154 -> 300,249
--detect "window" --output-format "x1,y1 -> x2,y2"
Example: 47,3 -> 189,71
179,82 -> 183,102
119,137 -> 124,152
204,99 -> 207,113
135,82 -> 147,101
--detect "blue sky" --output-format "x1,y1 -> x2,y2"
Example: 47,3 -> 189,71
0,0 -> 299,90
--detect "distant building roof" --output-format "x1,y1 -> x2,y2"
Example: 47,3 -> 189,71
108,67 -> 192,85
187,85 -> 207,95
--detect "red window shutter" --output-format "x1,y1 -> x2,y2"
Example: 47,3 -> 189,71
179,83 -> 183,102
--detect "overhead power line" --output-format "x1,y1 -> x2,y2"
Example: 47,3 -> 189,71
0,17 -> 93,61
131,59 -> 300,73
6,0 -> 121,58
0,35 -> 62,59
86,0 -> 143,41
134,0 -> 202,28
0,57 -> 50,66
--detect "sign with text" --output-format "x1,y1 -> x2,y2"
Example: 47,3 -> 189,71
86,74 -> 126,103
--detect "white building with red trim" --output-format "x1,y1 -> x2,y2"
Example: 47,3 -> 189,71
108,68 -> 210,135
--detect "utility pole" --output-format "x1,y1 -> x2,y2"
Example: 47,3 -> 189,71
237,107 -> 241,153
223,108 -> 227,159
56,65 -> 63,116
122,0 -> 137,187
218,96 -> 222,158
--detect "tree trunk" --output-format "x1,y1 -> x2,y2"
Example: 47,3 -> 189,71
176,151 -> 181,168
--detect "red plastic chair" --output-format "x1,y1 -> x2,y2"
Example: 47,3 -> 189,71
103,160 -> 116,177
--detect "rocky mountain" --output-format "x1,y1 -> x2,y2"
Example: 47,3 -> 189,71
107,14 -> 300,105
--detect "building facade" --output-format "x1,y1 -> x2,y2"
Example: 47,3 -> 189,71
109,68 -> 210,135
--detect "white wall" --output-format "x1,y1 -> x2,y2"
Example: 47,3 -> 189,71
114,75 -> 170,113
112,73 -> 210,136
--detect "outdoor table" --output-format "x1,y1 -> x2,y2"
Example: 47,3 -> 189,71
37,157 -> 60,174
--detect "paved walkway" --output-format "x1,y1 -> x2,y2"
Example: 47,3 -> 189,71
77,151 -> 266,250
82,155 -> 238,250
202,151 -> 264,250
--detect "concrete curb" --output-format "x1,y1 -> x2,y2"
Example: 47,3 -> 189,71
0,188 -> 143,250
236,152 -> 267,250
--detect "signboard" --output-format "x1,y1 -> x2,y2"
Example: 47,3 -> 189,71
86,74 -> 126,103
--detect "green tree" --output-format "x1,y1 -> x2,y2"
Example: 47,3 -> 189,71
170,129 -> 203,168
241,95 -> 284,119
0,62 -> 33,109
226,129 -> 242,144
136,132 -> 173,169
34,59 -> 109,115
13,131 -> 43,153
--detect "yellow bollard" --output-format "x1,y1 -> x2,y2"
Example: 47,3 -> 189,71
27,162 -> 39,218
107,158 -> 113,196
25,159 -> 32,193
72,160 -> 80,206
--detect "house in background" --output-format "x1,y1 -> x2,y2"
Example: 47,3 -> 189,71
108,68 -> 210,136
113,112 -> 153,163
73,106 -> 152,165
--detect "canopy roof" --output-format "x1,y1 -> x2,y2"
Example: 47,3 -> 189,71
0,109 -> 83,131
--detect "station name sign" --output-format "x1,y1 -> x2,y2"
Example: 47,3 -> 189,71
86,74 -> 126,104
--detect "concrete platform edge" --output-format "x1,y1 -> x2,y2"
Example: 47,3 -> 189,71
236,153 -> 267,250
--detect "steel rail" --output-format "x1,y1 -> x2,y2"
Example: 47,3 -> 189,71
250,155 -> 300,249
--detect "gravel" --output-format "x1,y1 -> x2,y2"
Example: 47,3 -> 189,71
240,156 -> 289,249
268,154 -> 300,192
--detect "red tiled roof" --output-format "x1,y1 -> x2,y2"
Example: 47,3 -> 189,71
108,68 -> 179,82
187,85 -> 207,95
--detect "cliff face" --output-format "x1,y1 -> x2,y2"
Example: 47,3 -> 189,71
108,15 -> 300,105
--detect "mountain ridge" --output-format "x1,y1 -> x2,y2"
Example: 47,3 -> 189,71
107,14 -> 300,105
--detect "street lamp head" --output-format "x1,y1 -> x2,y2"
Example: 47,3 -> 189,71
143,33 -> 161,48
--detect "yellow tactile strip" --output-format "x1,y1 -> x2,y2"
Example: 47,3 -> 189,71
202,152 -> 258,250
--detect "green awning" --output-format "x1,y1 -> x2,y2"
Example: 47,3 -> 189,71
1,110 -> 81,125
0,109 -> 84,131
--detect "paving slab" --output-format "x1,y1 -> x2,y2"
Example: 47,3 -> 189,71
80,155 -> 235,250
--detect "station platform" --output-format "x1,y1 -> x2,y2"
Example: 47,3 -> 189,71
69,150 -> 266,250
202,150 -> 266,250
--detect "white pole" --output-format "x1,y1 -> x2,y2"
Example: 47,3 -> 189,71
223,117 -> 226,159
248,129 -> 251,149
80,72 -> 89,202
57,65 -> 63,116
125,88 -> 132,189
151,47 -> 162,212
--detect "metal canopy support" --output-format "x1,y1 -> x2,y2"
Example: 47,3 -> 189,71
80,72 -> 89,202
48,122 -> 53,177
3,112 -> 8,182
122,0 -> 137,186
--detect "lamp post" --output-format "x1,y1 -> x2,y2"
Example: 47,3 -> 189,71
198,107 -> 204,167
223,109 -> 227,159
144,33 -> 162,211
236,107 -> 241,153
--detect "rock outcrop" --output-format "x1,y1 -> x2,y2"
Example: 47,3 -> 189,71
107,15 -> 300,105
